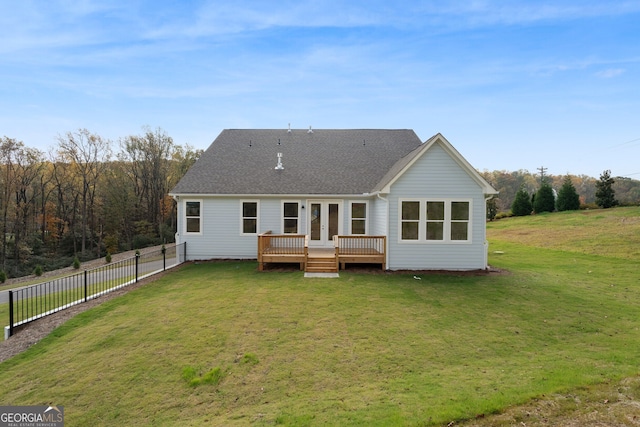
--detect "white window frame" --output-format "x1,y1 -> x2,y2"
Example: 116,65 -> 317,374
281,201 -> 300,234
349,201 -> 369,235
184,199 -> 203,235
240,200 -> 260,235
398,199 -> 472,243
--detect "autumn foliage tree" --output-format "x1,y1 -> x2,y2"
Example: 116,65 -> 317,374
0,127 -> 201,278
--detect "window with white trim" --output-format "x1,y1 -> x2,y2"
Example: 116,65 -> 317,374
401,201 -> 420,240
282,202 -> 299,233
450,201 -> 470,240
241,201 -> 259,234
399,199 -> 471,242
350,202 -> 367,235
426,201 -> 444,240
185,200 -> 202,234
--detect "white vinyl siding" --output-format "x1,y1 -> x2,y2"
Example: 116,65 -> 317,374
369,196 -> 388,236
387,142 -> 488,270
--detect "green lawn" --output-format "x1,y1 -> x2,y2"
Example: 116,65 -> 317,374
0,207 -> 639,426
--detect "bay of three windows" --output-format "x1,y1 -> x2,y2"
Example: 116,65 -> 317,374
401,200 -> 470,242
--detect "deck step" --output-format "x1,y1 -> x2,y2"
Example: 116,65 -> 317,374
305,256 -> 338,273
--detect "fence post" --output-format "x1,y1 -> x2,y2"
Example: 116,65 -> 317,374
8,290 -> 14,338
162,246 -> 166,271
183,242 -> 187,263
84,270 -> 88,302
135,253 -> 140,282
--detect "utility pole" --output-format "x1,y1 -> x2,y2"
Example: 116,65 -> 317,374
537,166 -> 548,183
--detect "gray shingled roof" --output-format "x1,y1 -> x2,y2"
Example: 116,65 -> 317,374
170,129 -> 424,195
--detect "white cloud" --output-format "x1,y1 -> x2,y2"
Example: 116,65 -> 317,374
596,68 -> 626,78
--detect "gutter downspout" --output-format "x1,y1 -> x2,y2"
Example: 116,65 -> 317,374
172,195 -> 181,246
484,193 -> 497,270
375,192 -> 390,270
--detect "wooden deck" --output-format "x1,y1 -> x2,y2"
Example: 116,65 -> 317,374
258,232 -> 386,272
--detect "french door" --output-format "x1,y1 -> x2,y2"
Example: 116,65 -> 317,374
308,200 -> 341,247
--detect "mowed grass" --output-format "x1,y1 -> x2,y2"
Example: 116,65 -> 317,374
489,206 -> 640,260
0,208 -> 638,426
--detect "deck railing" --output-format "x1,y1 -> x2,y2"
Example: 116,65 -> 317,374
334,235 -> 386,270
257,231 -> 306,254
257,233 -> 386,271
334,235 -> 386,254
257,231 -> 307,271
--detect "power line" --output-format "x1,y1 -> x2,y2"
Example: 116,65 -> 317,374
609,137 -> 640,149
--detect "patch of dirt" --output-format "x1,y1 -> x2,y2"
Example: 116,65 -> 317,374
454,376 -> 640,427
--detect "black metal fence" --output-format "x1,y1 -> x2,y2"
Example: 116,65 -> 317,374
5,243 -> 186,339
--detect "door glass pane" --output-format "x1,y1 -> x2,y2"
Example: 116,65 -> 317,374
310,203 -> 321,240
328,203 -> 339,241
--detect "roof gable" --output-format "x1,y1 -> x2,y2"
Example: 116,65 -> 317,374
170,129 -> 423,195
373,133 -> 498,195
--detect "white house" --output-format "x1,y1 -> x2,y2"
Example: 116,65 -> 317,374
169,128 -> 497,271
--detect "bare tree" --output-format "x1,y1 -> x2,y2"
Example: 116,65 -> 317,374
0,137 -> 44,273
120,127 -> 174,238
56,129 -> 111,258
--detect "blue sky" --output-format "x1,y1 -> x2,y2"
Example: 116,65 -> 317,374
1,1 -> 639,178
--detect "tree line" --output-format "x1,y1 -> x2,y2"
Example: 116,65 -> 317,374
0,127 -> 202,278
481,169 -> 640,217
2,132 -> 639,280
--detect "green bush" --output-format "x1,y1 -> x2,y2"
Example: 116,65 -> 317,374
105,252 -> 112,264
511,187 -> 533,216
34,265 -> 43,276
495,211 -> 513,220
73,256 -> 81,269
0,270 -> 6,284
556,175 -> 581,211
533,182 -> 556,213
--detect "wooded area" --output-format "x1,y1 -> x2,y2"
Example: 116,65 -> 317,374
480,169 -> 640,213
0,127 -> 202,278
2,127 -> 639,279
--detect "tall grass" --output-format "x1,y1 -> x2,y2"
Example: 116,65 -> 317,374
0,207 -> 638,426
